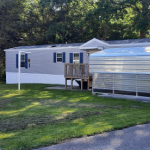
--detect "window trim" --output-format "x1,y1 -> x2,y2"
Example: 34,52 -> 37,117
56,52 -> 63,62
73,52 -> 80,63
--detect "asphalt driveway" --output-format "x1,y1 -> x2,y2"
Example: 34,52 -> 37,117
34,123 -> 150,150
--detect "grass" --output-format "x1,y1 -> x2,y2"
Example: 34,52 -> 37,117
0,82 -> 150,150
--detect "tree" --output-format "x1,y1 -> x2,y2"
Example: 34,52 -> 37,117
94,0 -> 150,38
36,0 -> 96,43
0,0 -> 26,80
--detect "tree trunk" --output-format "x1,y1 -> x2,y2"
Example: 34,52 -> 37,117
140,0 -> 147,39
103,23 -> 108,41
140,30 -> 146,38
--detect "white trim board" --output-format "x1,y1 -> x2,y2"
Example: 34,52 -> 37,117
80,38 -> 109,48
6,72 -> 78,86
4,46 -> 81,52
80,38 -> 150,50
5,38 -> 150,52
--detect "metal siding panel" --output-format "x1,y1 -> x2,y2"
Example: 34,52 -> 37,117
6,51 -> 18,72
90,55 -> 150,74
91,55 -> 150,94
5,48 -> 89,75
6,72 -> 78,85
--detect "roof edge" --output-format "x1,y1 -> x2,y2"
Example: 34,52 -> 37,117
4,46 -> 81,51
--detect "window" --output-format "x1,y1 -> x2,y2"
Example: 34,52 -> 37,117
57,53 -> 62,62
73,53 -> 79,63
21,54 -> 25,67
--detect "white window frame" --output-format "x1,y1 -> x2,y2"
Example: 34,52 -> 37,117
57,53 -> 62,62
73,52 -> 80,63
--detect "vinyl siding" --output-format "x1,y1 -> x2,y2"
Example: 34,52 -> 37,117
6,72 -> 78,85
6,48 -> 89,75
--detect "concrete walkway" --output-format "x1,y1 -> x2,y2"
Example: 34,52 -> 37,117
34,123 -> 150,150
45,86 -> 91,91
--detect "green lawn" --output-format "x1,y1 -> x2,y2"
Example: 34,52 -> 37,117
0,82 -> 150,150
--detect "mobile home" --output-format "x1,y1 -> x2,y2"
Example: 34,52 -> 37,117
5,38 -> 150,95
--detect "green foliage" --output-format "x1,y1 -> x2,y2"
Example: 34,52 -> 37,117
0,65 -> 5,81
92,0 -> 150,38
0,0 -> 26,80
0,0 -> 150,74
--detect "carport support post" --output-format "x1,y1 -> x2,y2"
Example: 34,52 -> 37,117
18,51 -> 21,91
113,73 -> 115,94
136,74 -> 138,97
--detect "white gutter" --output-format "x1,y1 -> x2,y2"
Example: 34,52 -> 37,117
80,42 -> 150,50
110,43 -> 150,48
80,46 -> 104,50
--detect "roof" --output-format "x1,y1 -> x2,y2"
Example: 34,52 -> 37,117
4,38 -> 150,51
107,38 -> 150,44
8,43 -> 84,50
90,46 -> 150,57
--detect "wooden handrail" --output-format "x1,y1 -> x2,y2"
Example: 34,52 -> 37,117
64,63 -> 89,79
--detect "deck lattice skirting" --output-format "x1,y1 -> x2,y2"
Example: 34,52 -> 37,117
64,63 -> 90,90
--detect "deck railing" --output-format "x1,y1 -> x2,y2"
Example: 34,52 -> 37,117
64,63 -> 89,79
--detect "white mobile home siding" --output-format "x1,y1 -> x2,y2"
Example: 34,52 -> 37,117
6,48 -> 89,84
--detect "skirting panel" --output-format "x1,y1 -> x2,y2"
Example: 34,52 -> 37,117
92,72 -> 150,94
6,72 -> 78,85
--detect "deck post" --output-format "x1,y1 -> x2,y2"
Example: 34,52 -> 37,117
87,79 -> 90,90
81,79 -> 83,90
71,78 -> 73,89
71,65 -> 73,77
65,78 -> 67,89
65,64 -> 67,77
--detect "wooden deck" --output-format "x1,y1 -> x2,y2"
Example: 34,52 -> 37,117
64,63 -> 90,90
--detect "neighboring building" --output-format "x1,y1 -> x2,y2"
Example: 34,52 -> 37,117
4,38 -> 150,87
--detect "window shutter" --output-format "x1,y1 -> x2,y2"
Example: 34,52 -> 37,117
25,54 -> 28,69
53,52 -> 56,63
62,52 -> 66,63
70,53 -> 73,63
80,52 -> 83,63
16,54 -> 18,68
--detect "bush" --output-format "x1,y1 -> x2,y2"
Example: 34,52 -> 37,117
0,65 -> 6,81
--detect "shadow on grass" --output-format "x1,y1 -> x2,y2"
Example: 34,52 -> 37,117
2,109 -> 150,150
1,83 -> 150,149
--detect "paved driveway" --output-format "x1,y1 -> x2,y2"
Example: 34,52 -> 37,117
34,123 -> 150,150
